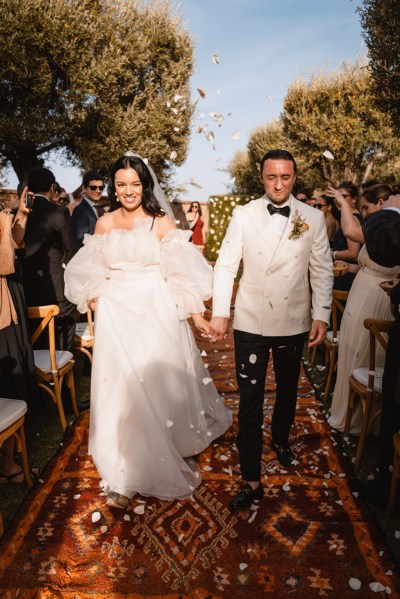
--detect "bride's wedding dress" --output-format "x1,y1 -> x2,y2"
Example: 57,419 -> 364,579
65,218 -> 232,500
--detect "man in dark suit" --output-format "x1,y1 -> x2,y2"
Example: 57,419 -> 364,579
23,167 -> 79,351
359,197 -> 400,505
72,171 -> 105,245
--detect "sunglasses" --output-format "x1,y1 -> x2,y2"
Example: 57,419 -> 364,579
88,185 -> 105,191
315,203 -> 327,209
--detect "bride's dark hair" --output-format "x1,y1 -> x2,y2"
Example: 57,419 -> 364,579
108,155 -> 166,216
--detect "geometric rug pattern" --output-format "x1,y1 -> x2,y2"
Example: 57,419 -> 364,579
0,316 -> 399,597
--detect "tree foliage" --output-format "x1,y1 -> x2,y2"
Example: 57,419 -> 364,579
228,60 -> 400,195
0,0 -> 194,183
358,0 -> 400,136
283,60 -> 400,186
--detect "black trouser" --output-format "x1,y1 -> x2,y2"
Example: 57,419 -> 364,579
378,320 -> 400,481
234,329 -> 306,482
55,299 -> 78,352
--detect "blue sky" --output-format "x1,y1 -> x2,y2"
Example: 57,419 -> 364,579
5,0 -> 365,200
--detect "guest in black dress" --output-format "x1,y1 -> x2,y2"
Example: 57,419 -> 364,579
0,193 -> 37,485
331,181 -> 361,291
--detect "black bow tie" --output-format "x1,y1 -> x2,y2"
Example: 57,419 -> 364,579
267,203 -> 290,218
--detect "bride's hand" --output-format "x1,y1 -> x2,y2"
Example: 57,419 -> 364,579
191,313 -> 212,338
88,298 -> 98,311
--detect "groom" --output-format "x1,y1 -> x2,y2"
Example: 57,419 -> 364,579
210,149 -> 333,509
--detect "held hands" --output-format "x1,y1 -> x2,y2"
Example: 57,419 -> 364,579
308,319 -> 327,348
191,314 -> 229,343
191,313 -> 213,338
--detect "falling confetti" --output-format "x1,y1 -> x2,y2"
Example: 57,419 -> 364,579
232,131 -> 240,140
212,54 -> 220,64
209,112 -> 225,124
174,94 -> 185,102
197,87 -> 206,99
170,150 -> 177,160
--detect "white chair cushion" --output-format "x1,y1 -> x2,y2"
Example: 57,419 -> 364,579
75,323 -> 94,341
0,398 -> 27,433
353,366 -> 384,392
33,350 -> 74,373
326,330 -> 340,344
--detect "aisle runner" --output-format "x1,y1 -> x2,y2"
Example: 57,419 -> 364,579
0,325 -> 399,597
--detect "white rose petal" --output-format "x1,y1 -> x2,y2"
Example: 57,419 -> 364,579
239,563 -> 248,571
134,504 -> 145,515
91,512 -> 101,523
100,525 -> 108,533
249,354 -> 257,364
322,150 -> 334,160
203,377 -> 213,385
348,578 -> 362,591
166,419 -> 174,428
170,150 -> 177,160
212,54 -> 220,64
124,514 -> 130,521
73,494 -> 81,500
369,582 -> 385,593
232,131 -> 240,140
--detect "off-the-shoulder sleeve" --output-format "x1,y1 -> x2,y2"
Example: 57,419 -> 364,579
64,234 -> 108,313
160,229 -> 213,320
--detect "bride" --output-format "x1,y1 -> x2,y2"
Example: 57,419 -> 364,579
64,154 -> 232,508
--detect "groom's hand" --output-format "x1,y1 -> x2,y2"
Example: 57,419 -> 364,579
308,320 -> 327,348
210,316 -> 229,342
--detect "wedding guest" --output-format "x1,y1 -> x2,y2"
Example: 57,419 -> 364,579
330,182 -> 361,291
72,171 -> 106,245
64,154 -> 232,508
0,193 -> 38,485
210,149 -> 333,509
22,167 -> 79,351
328,184 -> 399,433
315,194 -> 340,243
354,191 -> 400,505
295,187 -> 312,203
186,202 -> 205,253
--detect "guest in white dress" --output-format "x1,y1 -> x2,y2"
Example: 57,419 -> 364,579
64,154 -> 232,508
327,184 -> 399,432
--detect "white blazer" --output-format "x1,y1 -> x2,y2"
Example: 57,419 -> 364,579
212,195 -> 333,336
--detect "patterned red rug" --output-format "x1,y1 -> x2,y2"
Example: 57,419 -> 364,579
0,321 -> 399,598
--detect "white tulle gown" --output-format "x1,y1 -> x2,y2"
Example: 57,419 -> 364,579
64,218 -> 232,500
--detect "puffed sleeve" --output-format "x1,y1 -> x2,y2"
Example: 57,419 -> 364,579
64,234 -> 108,313
160,229 -> 213,320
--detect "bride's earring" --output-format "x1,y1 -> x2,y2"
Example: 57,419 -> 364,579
115,192 -> 120,203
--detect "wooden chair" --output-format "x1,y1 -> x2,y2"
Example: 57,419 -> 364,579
387,432 -> 400,516
28,305 -> 78,432
320,290 -> 349,402
0,398 -> 33,537
74,310 -> 95,364
344,318 -> 392,470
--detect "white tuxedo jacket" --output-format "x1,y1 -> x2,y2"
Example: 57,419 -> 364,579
212,195 -> 333,336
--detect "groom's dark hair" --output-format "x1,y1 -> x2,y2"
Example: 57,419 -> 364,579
260,149 -> 297,174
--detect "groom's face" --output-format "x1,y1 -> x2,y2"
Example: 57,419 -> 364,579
261,159 -> 296,205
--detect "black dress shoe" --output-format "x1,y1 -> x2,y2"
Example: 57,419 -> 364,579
229,483 -> 263,510
76,400 -> 90,412
272,442 -> 294,467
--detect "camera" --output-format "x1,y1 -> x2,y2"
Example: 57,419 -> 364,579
25,192 -> 34,209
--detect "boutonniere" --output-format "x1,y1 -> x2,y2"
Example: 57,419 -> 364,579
288,210 -> 309,240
